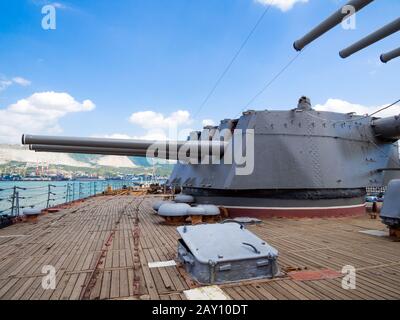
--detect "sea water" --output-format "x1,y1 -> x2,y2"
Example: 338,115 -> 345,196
0,180 -> 130,215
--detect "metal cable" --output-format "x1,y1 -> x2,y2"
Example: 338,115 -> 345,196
193,1 -> 275,119
0,187 -> 14,192
238,51 -> 303,117
0,207 -> 12,214
370,98 -> 400,117
20,192 -> 49,197
0,181 -> 131,212
16,185 -> 48,191
21,199 -> 48,208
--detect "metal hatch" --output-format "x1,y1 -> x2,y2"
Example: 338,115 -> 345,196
177,222 -> 280,284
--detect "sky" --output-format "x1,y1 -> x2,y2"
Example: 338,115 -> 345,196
0,0 -> 399,143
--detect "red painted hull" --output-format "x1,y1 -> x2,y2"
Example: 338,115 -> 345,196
225,204 -> 366,219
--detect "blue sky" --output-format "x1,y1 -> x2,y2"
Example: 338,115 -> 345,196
0,0 -> 399,143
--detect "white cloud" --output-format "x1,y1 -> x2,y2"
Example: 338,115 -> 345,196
30,0 -> 68,9
315,98 -> 400,118
0,76 -> 31,92
129,110 -> 192,129
255,0 -> 309,12
202,119 -> 216,127
12,77 -> 31,86
96,110 -> 215,162
97,109 -> 197,143
97,132 -> 169,141
98,133 -> 134,140
0,80 -> 13,92
128,109 -> 195,141
0,91 -> 95,143
52,2 -> 67,9
98,110 -> 216,165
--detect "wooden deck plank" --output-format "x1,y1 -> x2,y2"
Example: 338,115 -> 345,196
0,195 -> 399,300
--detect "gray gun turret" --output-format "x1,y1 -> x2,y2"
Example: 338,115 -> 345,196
22,97 -> 400,218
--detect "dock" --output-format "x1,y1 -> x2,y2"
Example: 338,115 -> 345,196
0,195 -> 399,300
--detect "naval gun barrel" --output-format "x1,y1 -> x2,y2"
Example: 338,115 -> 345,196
340,18 -> 400,59
28,144 -> 190,159
372,115 -> 400,142
380,47 -> 400,63
293,0 -> 374,51
28,144 -> 148,157
22,134 -> 227,160
23,134 -> 172,150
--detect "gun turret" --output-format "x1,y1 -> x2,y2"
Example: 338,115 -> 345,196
19,96 -> 400,219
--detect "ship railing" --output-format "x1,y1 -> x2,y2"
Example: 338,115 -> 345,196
0,180 -> 137,220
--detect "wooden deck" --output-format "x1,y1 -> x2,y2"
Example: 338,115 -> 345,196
0,195 -> 399,300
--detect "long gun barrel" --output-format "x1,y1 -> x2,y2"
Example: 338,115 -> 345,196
22,134 -> 228,160
372,115 -> 400,142
23,134 -> 176,150
339,18 -> 400,59
28,144 -> 191,159
28,144 -> 149,157
293,0 -> 374,51
380,47 -> 400,63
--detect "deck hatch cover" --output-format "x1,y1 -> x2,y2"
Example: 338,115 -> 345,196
177,223 -> 279,284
